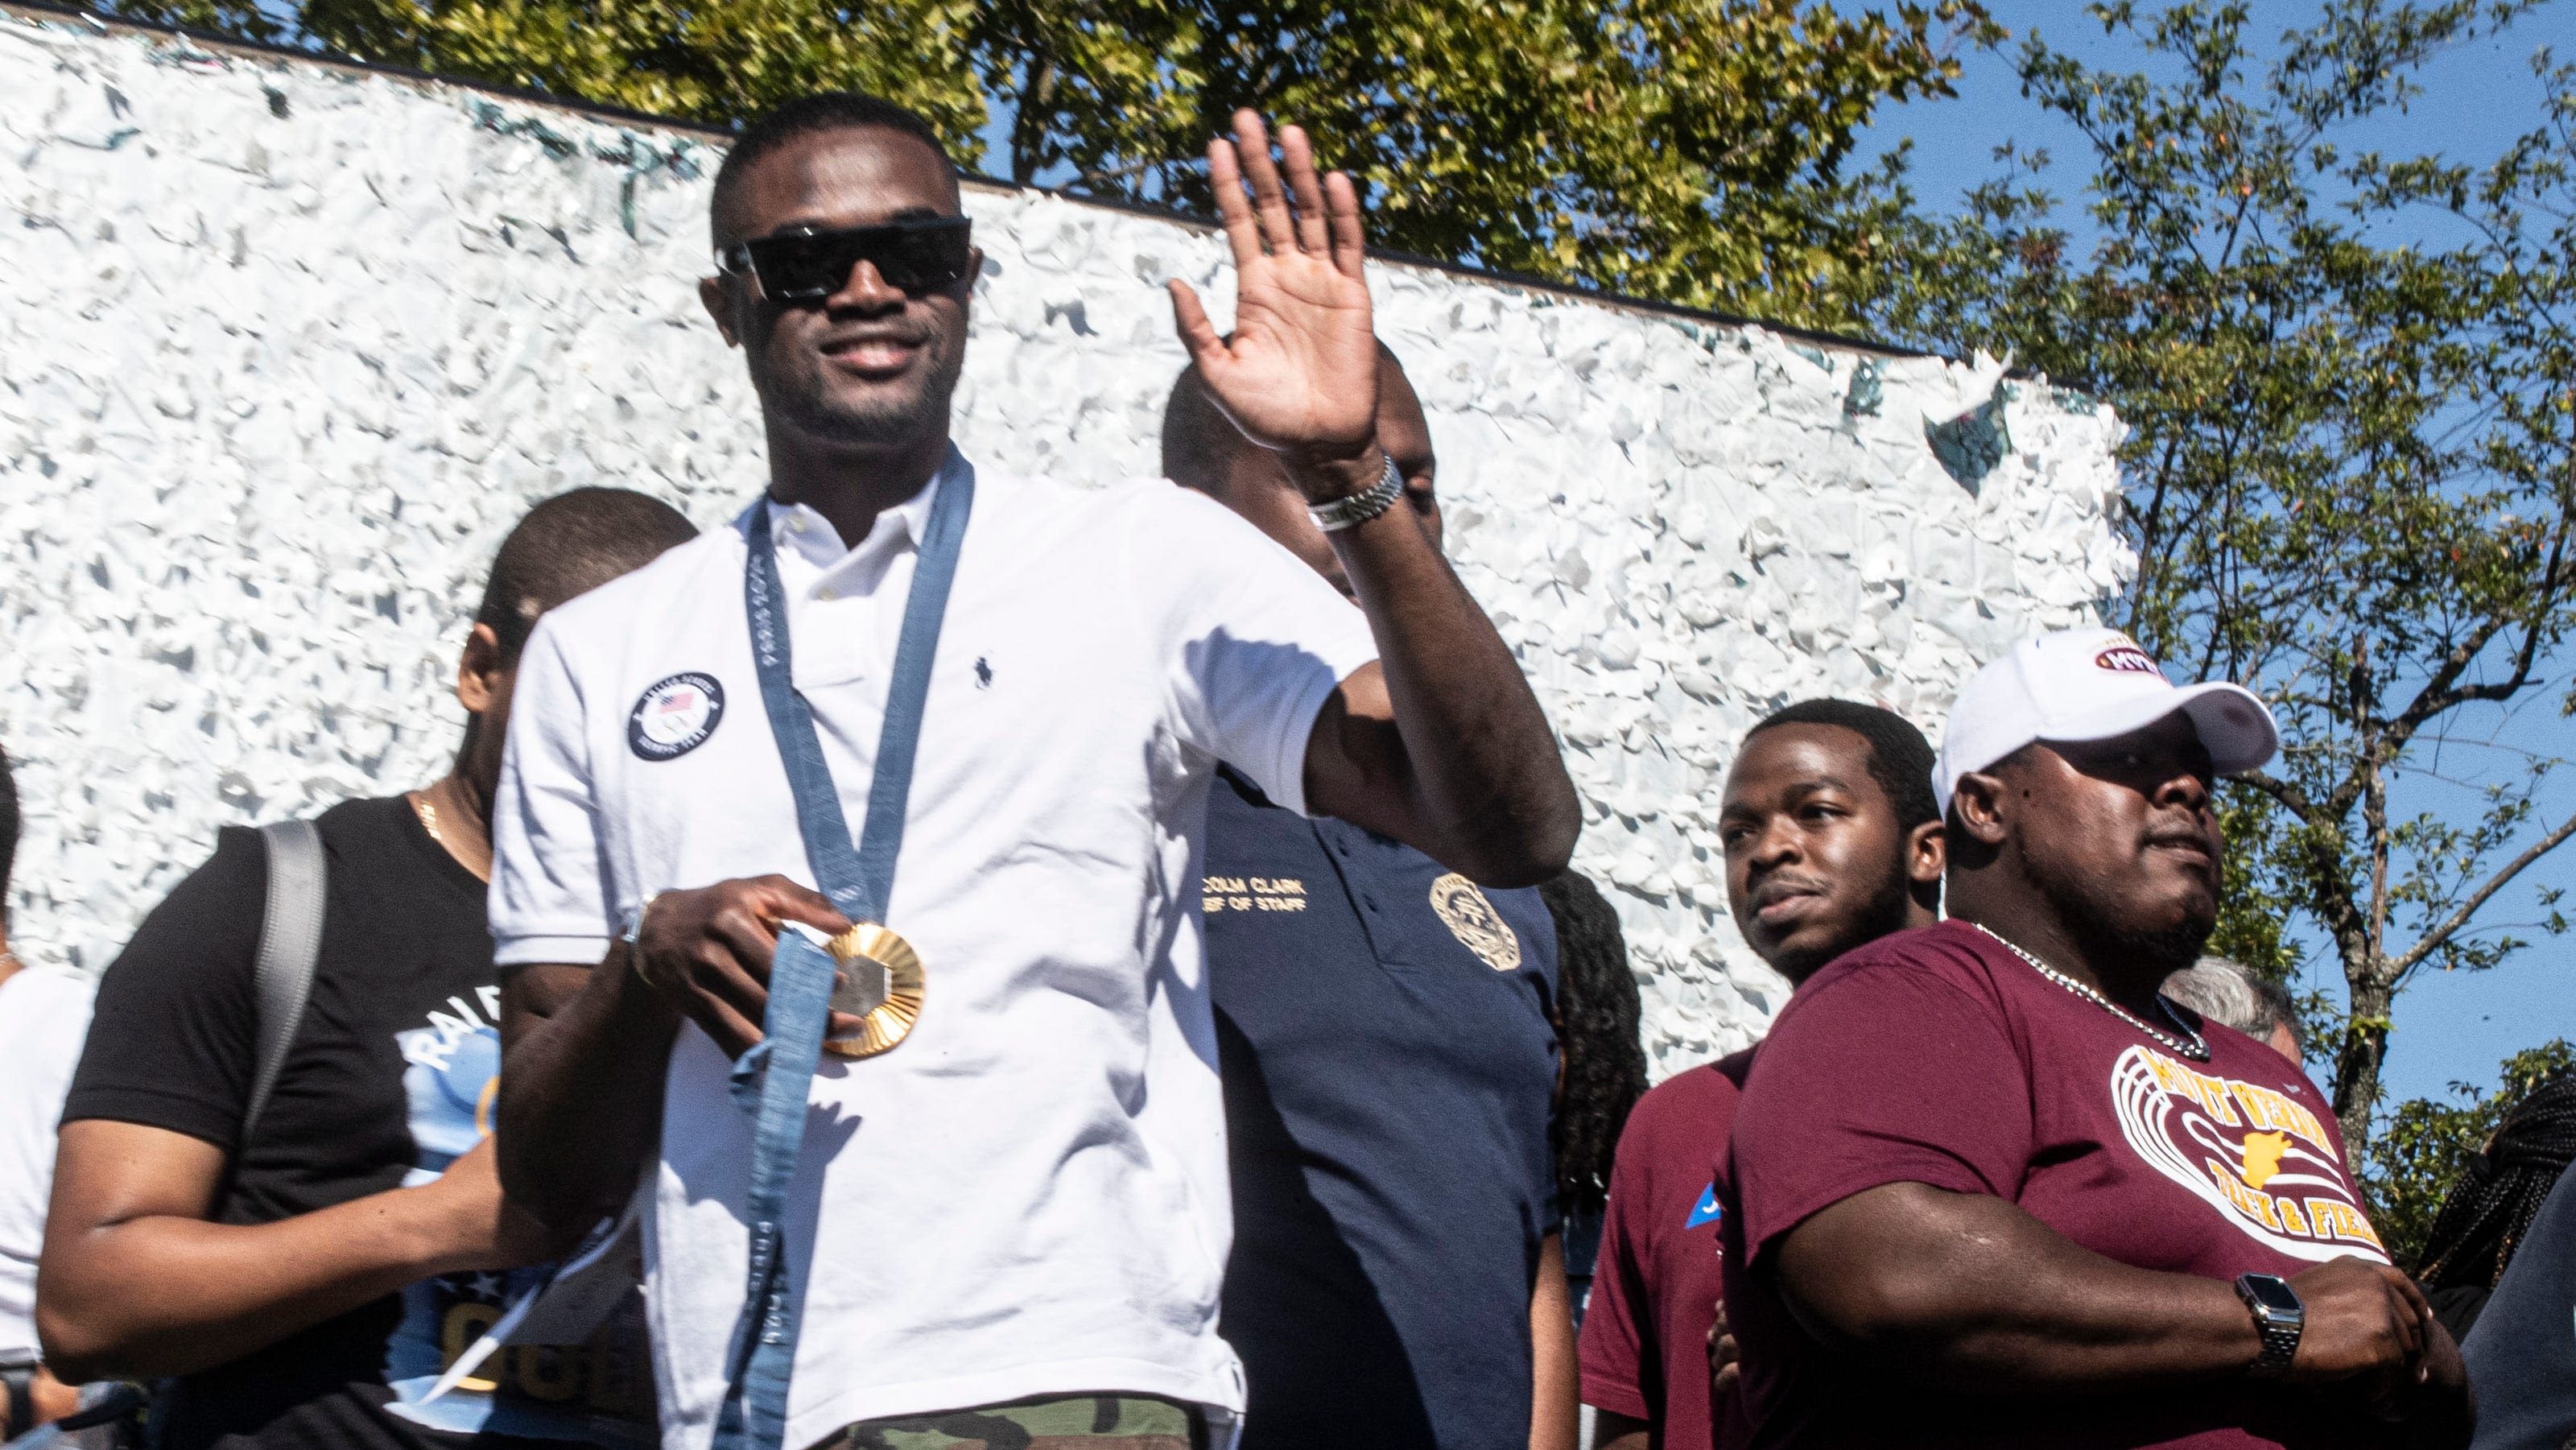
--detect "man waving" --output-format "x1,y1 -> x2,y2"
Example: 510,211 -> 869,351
493,94 -> 1578,1450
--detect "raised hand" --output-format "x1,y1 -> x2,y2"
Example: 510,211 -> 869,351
1167,109 -> 1381,495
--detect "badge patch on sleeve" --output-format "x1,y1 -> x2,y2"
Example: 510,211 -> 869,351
628,672 -> 725,761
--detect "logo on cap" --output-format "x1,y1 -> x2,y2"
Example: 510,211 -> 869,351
2095,642 -> 2161,675
628,672 -> 725,761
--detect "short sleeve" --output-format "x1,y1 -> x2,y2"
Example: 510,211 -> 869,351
1729,960 -> 2034,1266
1576,1127 -> 1658,1420
61,829 -> 265,1150
489,615 -> 614,968
1124,488 -> 1378,817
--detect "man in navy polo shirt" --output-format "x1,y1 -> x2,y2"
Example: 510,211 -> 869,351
1163,349 -> 1578,1450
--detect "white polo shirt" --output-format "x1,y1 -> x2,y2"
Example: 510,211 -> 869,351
490,459 -> 1379,1448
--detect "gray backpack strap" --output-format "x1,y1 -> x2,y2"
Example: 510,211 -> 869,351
245,820 -> 327,1147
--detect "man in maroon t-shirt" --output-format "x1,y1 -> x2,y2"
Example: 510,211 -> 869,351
1719,628 -> 2471,1449
1580,700 -> 1944,1450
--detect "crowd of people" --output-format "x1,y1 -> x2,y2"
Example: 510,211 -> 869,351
1,85 -> 2574,1450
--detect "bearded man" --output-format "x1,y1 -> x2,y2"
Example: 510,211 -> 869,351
1719,628 -> 2472,1449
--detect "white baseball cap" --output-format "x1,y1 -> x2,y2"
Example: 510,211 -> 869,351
1934,627 -> 2279,812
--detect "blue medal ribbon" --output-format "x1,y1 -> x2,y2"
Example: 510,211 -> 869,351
712,448 -> 975,1450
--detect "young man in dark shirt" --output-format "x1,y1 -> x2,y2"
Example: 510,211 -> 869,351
1579,699 -> 1942,1450
1162,349 -> 1579,1450
1720,627 -> 2471,1448
40,489 -> 696,1450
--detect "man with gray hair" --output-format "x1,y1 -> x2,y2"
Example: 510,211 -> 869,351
2162,956 -> 2305,1067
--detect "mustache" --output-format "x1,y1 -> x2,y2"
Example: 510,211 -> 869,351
1747,872 -> 1831,909
2144,823 -> 2217,855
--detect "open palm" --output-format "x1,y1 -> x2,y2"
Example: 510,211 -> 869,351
1169,111 -> 1380,481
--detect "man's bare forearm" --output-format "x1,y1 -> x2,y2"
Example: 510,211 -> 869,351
45,1200 -> 456,1378
1776,1182 -> 2272,1391
1528,1232 -> 1579,1450
497,949 -> 678,1237
39,1124 -> 482,1381
1305,452 -> 1579,886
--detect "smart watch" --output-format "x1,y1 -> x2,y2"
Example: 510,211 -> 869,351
2235,1272 -> 2305,1378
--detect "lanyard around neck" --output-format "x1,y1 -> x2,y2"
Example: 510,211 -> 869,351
744,453 -> 973,924
713,448 -> 975,1450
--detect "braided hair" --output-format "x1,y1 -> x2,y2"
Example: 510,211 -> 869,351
2417,1070 -> 2576,1291
1538,869 -> 1648,1215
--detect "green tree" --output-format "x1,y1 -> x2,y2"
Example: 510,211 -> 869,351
2364,1040 -> 2574,1266
972,0 -> 1999,325
104,0 -> 1992,330
1876,0 -> 2576,1159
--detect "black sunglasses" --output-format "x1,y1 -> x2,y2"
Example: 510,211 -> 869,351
716,217 -> 976,301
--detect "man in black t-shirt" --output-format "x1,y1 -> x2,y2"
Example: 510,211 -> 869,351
40,489 -> 697,1450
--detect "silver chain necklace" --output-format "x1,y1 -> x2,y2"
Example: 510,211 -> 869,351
1970,922 -> 2210,1062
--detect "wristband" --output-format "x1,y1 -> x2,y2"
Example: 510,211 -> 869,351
623,892 -> 667,989
3,1362 -> 35,1441
1307,452 -> 1403,532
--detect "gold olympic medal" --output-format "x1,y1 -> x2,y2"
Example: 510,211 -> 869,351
819,923 -> 924,1059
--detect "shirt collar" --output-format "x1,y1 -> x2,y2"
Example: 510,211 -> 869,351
748,448 -> 963,575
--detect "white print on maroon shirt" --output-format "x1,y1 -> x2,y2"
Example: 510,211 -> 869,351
2109,1046 -> 2389,1264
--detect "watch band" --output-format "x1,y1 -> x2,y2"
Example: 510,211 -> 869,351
1307,452 -> 1403,532
3,1362 -> 36,1441
2235,1273 -> 2304,1378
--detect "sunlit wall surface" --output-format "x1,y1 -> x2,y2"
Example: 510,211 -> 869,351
0,11 -> 2132,1075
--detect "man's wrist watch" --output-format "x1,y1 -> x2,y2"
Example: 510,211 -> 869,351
2235,1272 -> 2305,1378
1306,451 -> 1403,533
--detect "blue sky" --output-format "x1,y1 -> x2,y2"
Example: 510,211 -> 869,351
1849,2 -> 2576,1106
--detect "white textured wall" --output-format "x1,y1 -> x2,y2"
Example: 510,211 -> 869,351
0,12 -> 2132,1076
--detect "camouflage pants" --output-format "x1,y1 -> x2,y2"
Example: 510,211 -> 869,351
827,1393 -> 1214,1450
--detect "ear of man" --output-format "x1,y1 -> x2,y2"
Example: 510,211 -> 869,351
1904,817 -> 1947,907
456,623 -> 508,717
1943,744 -> 2036,874
698,273 -> 745,349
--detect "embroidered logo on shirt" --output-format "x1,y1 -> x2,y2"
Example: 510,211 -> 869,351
974,656 -> 993,689
2108,1045 -> 2387,1263
1686,1182 -> 1724,1229
626,672 -> 725,762
1429,874 -> 1521,972
1203,875 -> 1307,913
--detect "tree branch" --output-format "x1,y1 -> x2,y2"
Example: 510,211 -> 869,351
2236,767 -> 2320,818
2392,802 -> 2576,974
2380,523 -> 2572,755
1070,155 -> 1160,190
